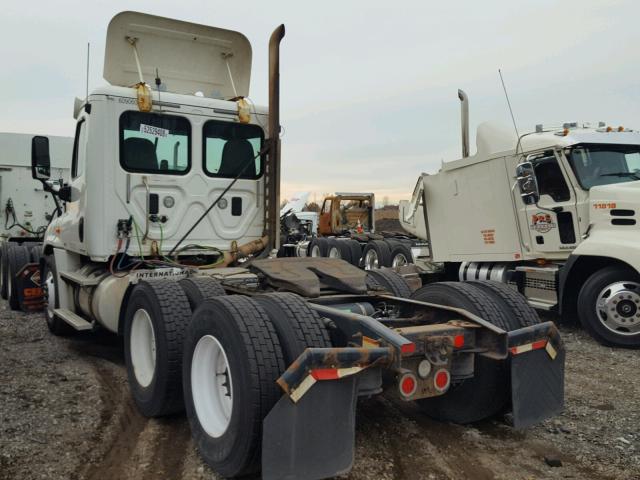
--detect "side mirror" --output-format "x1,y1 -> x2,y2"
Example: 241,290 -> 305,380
31,136 -> 51,180
516,161 -> 540,205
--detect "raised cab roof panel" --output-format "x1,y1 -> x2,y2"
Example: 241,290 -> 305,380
104,11 -> 252,99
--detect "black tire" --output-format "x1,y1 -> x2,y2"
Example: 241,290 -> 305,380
362,240 -> 392,269
7,245 -> 30,310
388,241 -> 413,267
124,280 -> 192,417
307,237 -> 328,257
0,243 -> 9,300
468,281 -> 541,328
179,276 -> 226,311
41,253 -> 75,336
326,238 -> 353,263
577,266 -> 640,348
410,282 -> 512,424
255,292 -> 332,364
346,239 -> 362,267
366,269 -> 412,298
183,296 -> 285,477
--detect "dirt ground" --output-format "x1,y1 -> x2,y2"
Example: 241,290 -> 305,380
1,303 -> 639,480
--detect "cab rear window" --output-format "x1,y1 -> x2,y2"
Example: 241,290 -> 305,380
119,111 -> 191,174
203,120 -> 263,179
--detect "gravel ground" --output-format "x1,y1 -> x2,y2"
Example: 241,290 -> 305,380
1,303 -> 639,480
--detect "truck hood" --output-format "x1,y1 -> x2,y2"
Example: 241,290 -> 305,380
590,180 -> 640,204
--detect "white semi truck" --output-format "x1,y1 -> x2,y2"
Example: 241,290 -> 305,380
400,90 -> 640,348
20,12 -> 566,479
0,132 -> 71,309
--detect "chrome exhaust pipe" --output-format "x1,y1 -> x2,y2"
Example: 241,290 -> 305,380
266,25 -> 285,252
458,89 -> 469,158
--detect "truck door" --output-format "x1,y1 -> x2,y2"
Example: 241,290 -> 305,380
318,198 -> 332,235
54,117 -> 88,254
519,151 -> 580,255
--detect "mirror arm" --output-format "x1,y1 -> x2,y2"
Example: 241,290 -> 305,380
40,179 -> 63,217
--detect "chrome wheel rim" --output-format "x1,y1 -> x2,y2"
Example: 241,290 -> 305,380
328,246 -> 341,259
191,335 -> 233,438
310,245 -> 322,257
596,281 -> 640,335
130,309 -> 157,387
364,249 -> 379,270
45,270 -> 55,319
392,252 -> 409,268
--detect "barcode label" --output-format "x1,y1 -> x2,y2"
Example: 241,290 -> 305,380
140,124 -> 169,138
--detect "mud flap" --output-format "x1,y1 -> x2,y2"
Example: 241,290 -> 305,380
511,346 -> 565,429
262,376 -> 358,480
17,263 -> 45,312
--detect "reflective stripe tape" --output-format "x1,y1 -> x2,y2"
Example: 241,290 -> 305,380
509,339 -> 548,356
290,366 -> 364,403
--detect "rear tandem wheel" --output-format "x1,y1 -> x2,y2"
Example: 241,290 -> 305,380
182,296 -> 285,477
410,281 -> 517,424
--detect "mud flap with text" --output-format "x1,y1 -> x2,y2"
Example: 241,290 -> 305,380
262,376 -> 358,480
17,263 -> 45,312
510,346 -> 565,429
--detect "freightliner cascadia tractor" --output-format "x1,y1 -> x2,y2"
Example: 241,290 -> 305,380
24,12 -> 565,479
401,90 -> 640,348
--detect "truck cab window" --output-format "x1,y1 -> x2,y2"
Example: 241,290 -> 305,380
533,156 -> 570,202
119,111 -> 191,175
203,120 -> 263,179
567,144 -> 640,189
71,119 -> 87,179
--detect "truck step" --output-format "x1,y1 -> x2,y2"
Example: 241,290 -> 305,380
54,308 -> 93,331
60,270 -> 101,287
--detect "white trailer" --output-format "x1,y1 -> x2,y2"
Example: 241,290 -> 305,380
0,132 -> 70,237
400,90 -> 640,347
17,12 -> 566,479
0,133 -> 71,308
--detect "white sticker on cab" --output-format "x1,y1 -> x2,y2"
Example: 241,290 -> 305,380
140,124 -> 169,138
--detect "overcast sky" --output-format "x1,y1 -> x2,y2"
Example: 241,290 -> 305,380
1,0 -> 638,203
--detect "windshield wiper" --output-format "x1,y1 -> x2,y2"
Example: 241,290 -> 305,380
599,172 -> 640,180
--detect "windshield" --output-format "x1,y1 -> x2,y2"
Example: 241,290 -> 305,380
567,143 -> 640,189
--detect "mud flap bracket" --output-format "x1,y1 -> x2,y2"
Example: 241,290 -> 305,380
262,376 -> 358,480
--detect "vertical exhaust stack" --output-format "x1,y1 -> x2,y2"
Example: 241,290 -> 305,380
266,25 -> 285,252
458,89 -> 469,158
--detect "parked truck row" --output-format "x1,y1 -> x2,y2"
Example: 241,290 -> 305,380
279,191 -> 430,275
3,11 -> 566,480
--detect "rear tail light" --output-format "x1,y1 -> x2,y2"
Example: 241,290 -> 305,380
400,342 -> 416,354
398,373 -> 418,397
453,334 -> 465,348
434,369 -> 450,392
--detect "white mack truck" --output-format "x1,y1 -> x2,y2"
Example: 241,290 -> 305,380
400,90 -> 640,348
21,12 -> 566,479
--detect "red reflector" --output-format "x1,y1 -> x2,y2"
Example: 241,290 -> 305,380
510,339 -> 548,356
401,342 -> 416,354
311,368 -> 339,380
532,339 -> 548,350
453,334 -> 465,348
400,374 -> 417,396
434,369 -> 450,391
